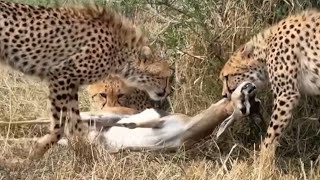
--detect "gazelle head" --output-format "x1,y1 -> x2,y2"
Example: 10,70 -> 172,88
216,81 -> 262,138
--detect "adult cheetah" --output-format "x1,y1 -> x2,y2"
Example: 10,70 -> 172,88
87,75 -> 170,114
219,9 -> 320,152
0,1 -> 173,159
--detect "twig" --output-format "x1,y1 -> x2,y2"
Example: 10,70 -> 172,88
0,113 -> 154,129
155,1 -> 193,19
166,96 -> 175,114
299,159 -> 307,180
145,4 -> 180,24
150,21 -> 174,45
176,50 -> 206,60
221,144 -> 237,172
144,5 -> 179,45
0,137 -> 39,142
0,118 -> 50,126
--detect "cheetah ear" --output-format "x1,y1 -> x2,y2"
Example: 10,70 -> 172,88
140,46 -> 152,63
241,43 -> 254,58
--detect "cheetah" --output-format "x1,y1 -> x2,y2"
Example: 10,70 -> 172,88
219,9 -> 320,152
87,75 -> 170,115
0,1 -> 173,159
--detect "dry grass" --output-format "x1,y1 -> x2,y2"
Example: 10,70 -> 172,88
0,0 -> 320,179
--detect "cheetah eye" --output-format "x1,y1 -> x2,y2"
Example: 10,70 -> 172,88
99,93 -> 107,99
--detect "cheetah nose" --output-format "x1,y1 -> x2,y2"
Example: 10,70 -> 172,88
222,94 -> 228,98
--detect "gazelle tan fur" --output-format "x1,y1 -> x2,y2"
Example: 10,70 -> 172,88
58,82 -> 261,152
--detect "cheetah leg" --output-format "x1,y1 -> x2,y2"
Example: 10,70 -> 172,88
29,79 -> 70,160
263,91 -> 300,147
259,91 -> 299,178
68,85 -> 88,140
262,48 -> 302,150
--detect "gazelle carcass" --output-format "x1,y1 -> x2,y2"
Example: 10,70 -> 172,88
58,81 -> 263,152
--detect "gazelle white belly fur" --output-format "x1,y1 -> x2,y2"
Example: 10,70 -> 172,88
100,110 -> 187,151
59,98 -> 227,152
79,97 -> 230,152
57,109 -> 190,151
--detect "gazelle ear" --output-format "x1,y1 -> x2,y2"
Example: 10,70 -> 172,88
241,43 -> 254,58
216,113 -> 236,139
140,46 -> 152,62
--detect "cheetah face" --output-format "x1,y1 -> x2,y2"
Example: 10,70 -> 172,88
124,46 -> 174,101
220,44 -> 268,98
87,77 -> 133,110
221,73 -> 251,98
125,72 -> 173,101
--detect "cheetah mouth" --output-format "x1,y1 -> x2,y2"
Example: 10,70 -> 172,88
222,88 -> 236,99
150,99 -> 165,107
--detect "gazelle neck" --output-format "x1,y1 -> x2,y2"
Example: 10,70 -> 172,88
182,100 -> 233,145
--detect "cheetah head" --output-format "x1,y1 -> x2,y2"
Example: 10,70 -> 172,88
219,43 -> 268,98
88,76 -> 134,110
122,46 -> 174,101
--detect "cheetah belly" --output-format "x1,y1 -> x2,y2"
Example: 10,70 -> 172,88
298,63 -> 320,95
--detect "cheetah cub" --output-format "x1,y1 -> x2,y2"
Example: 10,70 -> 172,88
0,1 -> 173,159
